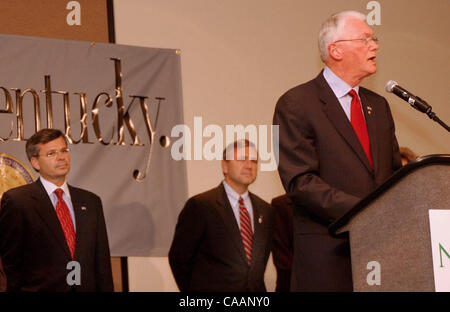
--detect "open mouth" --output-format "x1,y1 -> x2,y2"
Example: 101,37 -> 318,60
368,56 -> 376,62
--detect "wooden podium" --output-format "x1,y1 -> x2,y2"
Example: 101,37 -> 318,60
330,155 -> 450,291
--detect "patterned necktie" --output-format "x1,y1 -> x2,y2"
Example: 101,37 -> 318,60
349,89 -> 373,169
54,188 -> 76,259
238,197 -> 253,265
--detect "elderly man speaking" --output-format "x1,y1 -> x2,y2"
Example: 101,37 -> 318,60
274,10 -> 401,291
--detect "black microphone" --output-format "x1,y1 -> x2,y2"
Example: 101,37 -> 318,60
385,80 -> 450,133
385,80 -> 431,114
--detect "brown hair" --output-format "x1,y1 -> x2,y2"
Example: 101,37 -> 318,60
25,128 -> 67,160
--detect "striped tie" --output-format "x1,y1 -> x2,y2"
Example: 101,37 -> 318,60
238,197 -> 253,265
54,188 -> 76,259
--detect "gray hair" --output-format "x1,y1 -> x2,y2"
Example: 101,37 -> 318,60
318,10 -> 367,63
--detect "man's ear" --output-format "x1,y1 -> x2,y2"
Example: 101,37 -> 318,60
328,43 -> 343,61
221,160 -> 228,176
30,157 -> 40,172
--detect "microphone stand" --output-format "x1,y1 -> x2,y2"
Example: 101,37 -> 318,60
428,113 -> 450,133
409,97 -> 450,133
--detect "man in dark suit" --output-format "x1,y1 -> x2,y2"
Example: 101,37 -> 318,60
273,11 -> 402,291
169,140 -> 274,292
0,128 -> 113,291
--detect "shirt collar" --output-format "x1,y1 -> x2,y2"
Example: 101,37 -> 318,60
323,66 -> 359,98
222,180 -> 249,203
40,176 -> 70,199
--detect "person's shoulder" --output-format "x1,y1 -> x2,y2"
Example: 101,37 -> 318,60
278,74 -> 321,100
189,186 -> 221,205
68,185 -> 101,202
360,86 -> 388,102
180,186 -> 221,218
1,182 -> 38,213
2,181 -> 36,199
249,192 -> 270,209
275,72 -> 324,116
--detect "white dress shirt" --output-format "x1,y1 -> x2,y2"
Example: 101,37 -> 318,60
222,180 -> 254,232
323,66 -> 365,122
39,177 -> 76,231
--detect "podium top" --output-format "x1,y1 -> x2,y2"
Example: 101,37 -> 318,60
329,154 -> 450,235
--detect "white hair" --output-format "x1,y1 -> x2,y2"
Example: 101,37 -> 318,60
318,11 -> 367,63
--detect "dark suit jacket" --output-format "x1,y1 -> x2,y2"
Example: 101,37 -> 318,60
168,183 -> 274,292
273,71 -> 401,291
271,195 -> 293,292
0,179 -> 113,291
0,257 -> 5,291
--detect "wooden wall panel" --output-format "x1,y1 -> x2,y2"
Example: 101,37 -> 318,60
0,0 -> 111,42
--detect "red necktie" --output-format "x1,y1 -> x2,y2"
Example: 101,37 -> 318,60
238,197 -> 253,265
54,188 -> 76,259
349,89 -> 373,169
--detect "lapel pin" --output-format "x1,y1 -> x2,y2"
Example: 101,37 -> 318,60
367,106 -> 373,115
258,215 -> 263,224
81,206 -> 87,211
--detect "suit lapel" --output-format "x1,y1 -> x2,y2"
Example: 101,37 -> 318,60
249,193 -> 264,268
68,186 -> 86,260
359,90 -> 380,175
316,73 -> 373,173
215,184 -> 248,265
32,180 -> 72,259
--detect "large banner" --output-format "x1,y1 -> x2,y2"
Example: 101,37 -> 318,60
0,34 -> 187,256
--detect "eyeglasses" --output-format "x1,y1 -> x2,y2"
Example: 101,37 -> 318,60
37,148 -> 70,158
334,36 -> 379,46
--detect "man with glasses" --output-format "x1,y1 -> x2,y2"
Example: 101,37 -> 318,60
273,11 -> 401,291
0,128 -> 113,291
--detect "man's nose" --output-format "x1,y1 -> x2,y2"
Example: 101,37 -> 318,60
370,40 -> 379,51
57,151 -> 67,160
